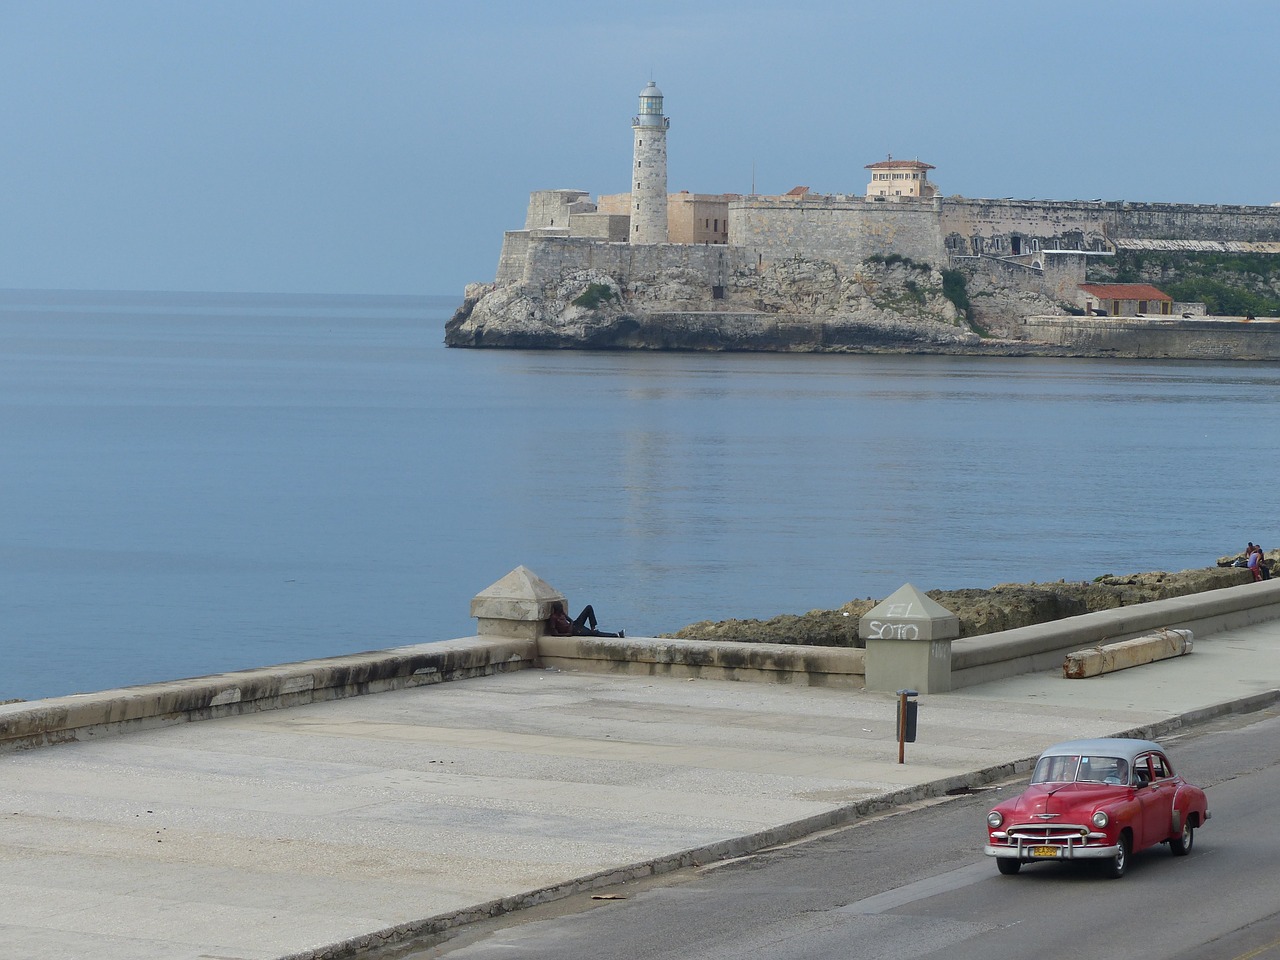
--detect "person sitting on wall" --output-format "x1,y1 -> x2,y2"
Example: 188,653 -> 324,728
548,601 -> 624,638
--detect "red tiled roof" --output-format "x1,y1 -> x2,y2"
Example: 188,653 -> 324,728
864,158 -> 935,170
1079,283 -> 1172,301
785,185 -> 810,196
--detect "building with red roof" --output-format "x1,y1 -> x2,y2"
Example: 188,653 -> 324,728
1079,283 -> 1173,317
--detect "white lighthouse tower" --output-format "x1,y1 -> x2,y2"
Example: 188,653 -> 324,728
630,81 -> 669,244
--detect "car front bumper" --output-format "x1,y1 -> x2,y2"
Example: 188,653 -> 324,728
984,842 -> 1120,861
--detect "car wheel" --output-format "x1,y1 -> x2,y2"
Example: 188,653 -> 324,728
1171,817 -> 1194,856
996,858 -> 1021,876
1106,832 -> 1131,879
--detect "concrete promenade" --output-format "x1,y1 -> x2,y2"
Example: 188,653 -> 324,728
4,620 -> 1280,960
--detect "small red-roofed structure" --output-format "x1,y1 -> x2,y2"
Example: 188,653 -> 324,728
1079,283 -> 1174,317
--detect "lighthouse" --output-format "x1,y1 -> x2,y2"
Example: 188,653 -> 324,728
630,81 -> 669,244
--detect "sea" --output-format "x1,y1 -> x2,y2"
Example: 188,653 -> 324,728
2,288 -> 1278,701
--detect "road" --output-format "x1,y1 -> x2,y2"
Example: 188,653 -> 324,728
405,710 -> 1280,960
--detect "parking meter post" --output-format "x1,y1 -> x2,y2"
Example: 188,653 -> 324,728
896,689 -> 918,764
897,692 -> 906,764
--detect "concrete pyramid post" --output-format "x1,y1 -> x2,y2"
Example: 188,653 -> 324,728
469,566 -> 565,640
860,584 -> 959,693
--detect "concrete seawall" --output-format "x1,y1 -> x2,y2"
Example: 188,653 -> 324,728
0,637 -> 535,752
6,579 -> 1280,752
951,579 -> 1280,687
1022,315 -> 1280,359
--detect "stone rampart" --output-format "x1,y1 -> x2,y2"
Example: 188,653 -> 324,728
518,235 -> 737,290
940,198 -> 1280,257
729,195 -> 947,269
524,189 -> 590,230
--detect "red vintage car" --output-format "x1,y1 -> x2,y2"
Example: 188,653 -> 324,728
985,737 -> 1210,878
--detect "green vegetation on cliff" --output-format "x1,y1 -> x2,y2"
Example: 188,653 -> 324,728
572,282 -> 617,309
940,268 -> 973,324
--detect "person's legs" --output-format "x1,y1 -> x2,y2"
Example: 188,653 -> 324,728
572,605 -> 598,631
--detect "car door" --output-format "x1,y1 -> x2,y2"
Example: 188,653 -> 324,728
1136,752 -> 1177,847
1141,757 -> 1172,844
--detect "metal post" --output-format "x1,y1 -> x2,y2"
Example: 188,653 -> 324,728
898,691 -> 906,764
896,689 -> 917,764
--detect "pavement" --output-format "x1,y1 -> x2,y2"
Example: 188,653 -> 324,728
3,621 -> 1280,960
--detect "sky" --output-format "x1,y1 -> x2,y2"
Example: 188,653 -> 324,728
2,0 -> 1279,297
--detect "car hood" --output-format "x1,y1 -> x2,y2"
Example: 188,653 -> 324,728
1003,782 -> 1127,820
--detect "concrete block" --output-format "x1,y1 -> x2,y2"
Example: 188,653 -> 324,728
1063,629 -> 1193,679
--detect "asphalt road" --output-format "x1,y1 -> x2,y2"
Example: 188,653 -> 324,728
406,710 -> 1280,960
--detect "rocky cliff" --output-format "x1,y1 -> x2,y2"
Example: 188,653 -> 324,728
446,256 -> 996,352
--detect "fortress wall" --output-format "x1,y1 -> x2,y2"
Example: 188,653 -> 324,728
941,198 -> 1280,251
729,196 -> 947,269
960,252 -> 1087,302
1101,202 -> 1280,242
518,236 -> 738,289
569,213 -> 630,241
941,199 -> 1109,252
524,189 -> 590,230
495,231 -> 533,284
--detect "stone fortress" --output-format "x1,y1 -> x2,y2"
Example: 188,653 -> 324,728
447,82 -> 1280,356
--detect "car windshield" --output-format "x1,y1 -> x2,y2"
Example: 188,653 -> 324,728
1032,754 -> 1129,785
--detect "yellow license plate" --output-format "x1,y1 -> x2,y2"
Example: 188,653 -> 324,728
1030,845 -> 1060,858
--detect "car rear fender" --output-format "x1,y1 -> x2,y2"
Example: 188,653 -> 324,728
1172,785 -> 1208,831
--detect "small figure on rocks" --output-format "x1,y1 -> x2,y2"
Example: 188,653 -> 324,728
1248,545 -> 1271,582
548,601 -> 624,638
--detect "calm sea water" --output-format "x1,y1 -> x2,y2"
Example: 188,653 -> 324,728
2,289 -> 1277,700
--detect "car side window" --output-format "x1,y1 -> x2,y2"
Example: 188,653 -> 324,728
1151,754 -> 1172,779
1133,755 -> 1152,785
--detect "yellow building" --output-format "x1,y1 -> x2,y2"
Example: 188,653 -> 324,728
865,157 -> 938,198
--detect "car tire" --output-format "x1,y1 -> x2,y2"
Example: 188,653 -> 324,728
996,858 -> 1021,876
1106,832 -> 1131,879
1171,817 -> 1194,856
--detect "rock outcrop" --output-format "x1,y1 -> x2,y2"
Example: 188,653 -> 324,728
446,257 -> 999,352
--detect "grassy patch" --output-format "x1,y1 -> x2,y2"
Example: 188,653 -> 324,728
572,282 -> 616,309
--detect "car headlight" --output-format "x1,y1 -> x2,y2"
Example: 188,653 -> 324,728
987,811 -> 1004,827
1092,810 -> 1109,828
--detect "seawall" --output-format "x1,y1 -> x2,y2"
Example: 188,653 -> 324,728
8,578 -> 1280,751
1021,315 -> 1280,359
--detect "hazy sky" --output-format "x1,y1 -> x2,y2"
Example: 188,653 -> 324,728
3,0 -> 1278,296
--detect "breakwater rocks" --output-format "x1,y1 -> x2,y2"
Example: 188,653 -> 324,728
665,567 -> 1253,647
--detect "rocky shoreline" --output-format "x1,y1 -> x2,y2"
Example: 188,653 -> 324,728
665,563 -> 1261,647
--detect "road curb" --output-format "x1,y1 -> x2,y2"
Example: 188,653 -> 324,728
278,686 -> 1279,960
